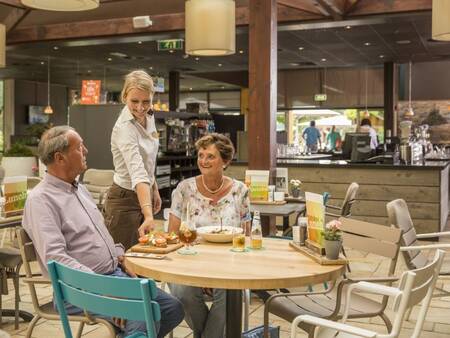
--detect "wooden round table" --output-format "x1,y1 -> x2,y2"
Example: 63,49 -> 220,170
126,238 -> 344,338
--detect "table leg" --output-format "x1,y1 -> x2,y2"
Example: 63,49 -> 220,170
282,216 -> 289,233
226,290 -> 242,338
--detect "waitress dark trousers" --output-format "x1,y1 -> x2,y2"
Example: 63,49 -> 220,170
103,183 -> 144,251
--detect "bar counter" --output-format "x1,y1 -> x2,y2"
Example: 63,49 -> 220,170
227,160 -> 449,234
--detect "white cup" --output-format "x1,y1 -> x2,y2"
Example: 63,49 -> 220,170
292,225 -> 300,244
274,191 -> 285,202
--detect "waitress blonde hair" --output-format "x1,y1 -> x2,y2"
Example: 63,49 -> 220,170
121,70 -> 155,103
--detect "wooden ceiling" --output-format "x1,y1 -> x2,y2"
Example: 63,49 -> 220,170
1,0 -> 447,92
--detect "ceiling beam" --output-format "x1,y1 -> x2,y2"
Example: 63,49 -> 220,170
277,0 -> 322,15
314,0 -> 343,20
3,7 -> 31,32
347,0 -> 431,16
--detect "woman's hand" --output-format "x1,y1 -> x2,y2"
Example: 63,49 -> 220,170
138,217 -> 157,237
152,188 -> 162,214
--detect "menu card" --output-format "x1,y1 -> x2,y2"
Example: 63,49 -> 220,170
305,192 -> 325,246
245,170 -> 269,201
4,176 -> 27,217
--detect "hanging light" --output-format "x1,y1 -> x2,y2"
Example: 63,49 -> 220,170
0,24 -> 5,68
44,56 -> 53,115
21,0 -> 99,11
185,0 -> 235,56
432,0 -> 450,41
405,61 -> 414,117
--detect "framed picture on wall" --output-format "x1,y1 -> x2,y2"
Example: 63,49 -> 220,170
275,167 -> 288,193
28,106 -> 50,124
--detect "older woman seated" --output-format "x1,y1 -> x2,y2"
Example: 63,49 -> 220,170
168,133 -> 250,338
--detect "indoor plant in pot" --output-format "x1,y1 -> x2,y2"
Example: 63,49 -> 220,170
1,142 -> 37,177
321,219 -> 342,260
289,179 -> 302,198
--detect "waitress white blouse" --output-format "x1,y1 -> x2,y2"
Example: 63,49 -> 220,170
111,105 -> 159,190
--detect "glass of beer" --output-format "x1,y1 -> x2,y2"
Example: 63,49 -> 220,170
178,221 -> 197,255
231,226 -> 246,252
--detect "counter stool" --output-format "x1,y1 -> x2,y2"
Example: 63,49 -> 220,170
0,247 -> 22,329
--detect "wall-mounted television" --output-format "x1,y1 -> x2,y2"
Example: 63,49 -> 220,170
28,105 -> 50,124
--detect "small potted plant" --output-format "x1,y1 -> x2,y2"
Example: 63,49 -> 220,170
289,179 -> 302,198
1,142 -> 37,177
321,219 -> 342,260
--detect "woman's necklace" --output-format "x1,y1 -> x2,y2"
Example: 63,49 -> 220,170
202,175 -> 224,194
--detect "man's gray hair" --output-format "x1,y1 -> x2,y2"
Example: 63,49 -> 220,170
38,126 -> 75,165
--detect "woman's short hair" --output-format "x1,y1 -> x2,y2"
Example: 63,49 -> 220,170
121,70 -> 155,103
38,126 -> 74,165
195,133 -> 235,165
361,118 -> 371,127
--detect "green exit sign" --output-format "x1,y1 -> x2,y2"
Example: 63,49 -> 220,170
157,39 -> 184,51
314,93 -> 327,102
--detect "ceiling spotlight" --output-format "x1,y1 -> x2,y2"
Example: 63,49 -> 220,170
218,63 -> 223,67
87,70 -> 91,73
345,25 -> 351,29
379,54 -> 385,58
239,50 -> 244,54
298,46 -> 304,50
221,86 -> 225,89
107,57 -> 112,61
138,41 -> 143,44
169,50 -> 174,53
195,57 -> 200,61
396,40 -> 411,45
364,42 -> 371,46
53,46 -> 59,50
40,61 -> 45,65
321,58 -> 327,62
148,66 -> 153,70
290,62 -> 300,66
182,54 -> 189,59
189,87 -> 193,91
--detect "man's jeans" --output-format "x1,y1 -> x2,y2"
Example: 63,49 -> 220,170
56,267 -> 184,338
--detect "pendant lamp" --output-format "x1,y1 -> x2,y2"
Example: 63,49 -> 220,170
185,0 -> 235,56
0,24 -> 5,68
432,0 -> 450,41
404,61 -> 414,117
21,0 -> 99,11
44,57 -> 53,115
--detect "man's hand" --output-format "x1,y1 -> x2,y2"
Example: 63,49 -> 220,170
118,255 -> 137,278
138,218 -> 157,237
152,189 -> 162,214
112,317 -> 126,329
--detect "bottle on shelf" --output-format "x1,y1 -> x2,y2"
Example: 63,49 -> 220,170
251,211 -> 263,249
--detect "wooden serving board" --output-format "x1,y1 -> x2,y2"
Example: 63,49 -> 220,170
289,242 -> 347,265
130,242 -> 183,254
251,200 -> 287,205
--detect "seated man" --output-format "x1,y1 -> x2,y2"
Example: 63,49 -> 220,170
22,126 -> 184,338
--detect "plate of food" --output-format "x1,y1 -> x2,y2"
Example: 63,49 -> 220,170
131,232 -> 182,254
197,226 -> 243,243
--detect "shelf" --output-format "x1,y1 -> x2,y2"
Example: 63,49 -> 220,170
171,166 -> 198,173
154,111 -> 212,120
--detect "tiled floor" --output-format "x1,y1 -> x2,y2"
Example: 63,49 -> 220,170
1,225 -> 450,338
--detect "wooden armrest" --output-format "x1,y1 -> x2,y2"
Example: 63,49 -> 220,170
342,276 -> 399,284
326,205 -> 341,210
401,243 -> 450,251
416,231 -> 450,239
23,277 -> 51,285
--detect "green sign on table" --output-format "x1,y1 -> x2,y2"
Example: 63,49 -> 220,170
157,39 -> 184,51
314,93 -> 327,102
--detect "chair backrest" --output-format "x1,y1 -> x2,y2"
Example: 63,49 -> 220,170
27,176 -> 42,190
48,260 -> 160,338
82,169 -> 114,204
386,199 -> 428,270
16,227 -> 41,310
340,182 -> 359,217
339,217 -> 402,276
390,249 -> 445,338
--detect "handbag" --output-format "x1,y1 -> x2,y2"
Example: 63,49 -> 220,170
242,325 -> 280,338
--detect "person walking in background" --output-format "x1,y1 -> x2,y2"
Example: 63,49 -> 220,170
103,70 -> 161,250
326,125 -> 342,151
360,118 -> 378,150
302,120 -> 322,153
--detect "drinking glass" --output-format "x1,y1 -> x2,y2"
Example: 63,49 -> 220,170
231,225 -> 246,252
178,220 -> 197,255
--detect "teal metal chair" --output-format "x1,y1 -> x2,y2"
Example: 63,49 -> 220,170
47,260 -> 161,338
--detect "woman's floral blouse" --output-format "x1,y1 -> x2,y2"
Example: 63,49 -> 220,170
170,177 -> 251,228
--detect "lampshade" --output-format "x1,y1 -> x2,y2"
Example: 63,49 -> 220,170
405,61 -> 414,117
185,0 -> 235,56
45,56 -> 53,115
432,0 -> 450,41
0,24 -> 5,68
21,0 -> 99,11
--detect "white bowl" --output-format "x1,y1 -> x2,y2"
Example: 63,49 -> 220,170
197,225 -> 243,243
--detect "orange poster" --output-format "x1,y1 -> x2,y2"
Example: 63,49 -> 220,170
81,80 -> 101,104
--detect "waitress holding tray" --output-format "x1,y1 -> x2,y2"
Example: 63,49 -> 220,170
103,70 -> 161,250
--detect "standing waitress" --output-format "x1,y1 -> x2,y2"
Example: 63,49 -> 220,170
104,70 -> 161,250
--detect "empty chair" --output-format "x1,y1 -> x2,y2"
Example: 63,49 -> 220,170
82,169 -> 114,207
290,249 -> 445,338
264,217 -> 402,338
16,227 -> 115,338
27,177 -> 42,190
325,182 -> 359,218
48,260 -> 160,338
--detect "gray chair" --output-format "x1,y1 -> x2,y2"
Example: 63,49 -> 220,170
264,217 -> 403,338
82,169 -> 114,209
325,182 -> 359,218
